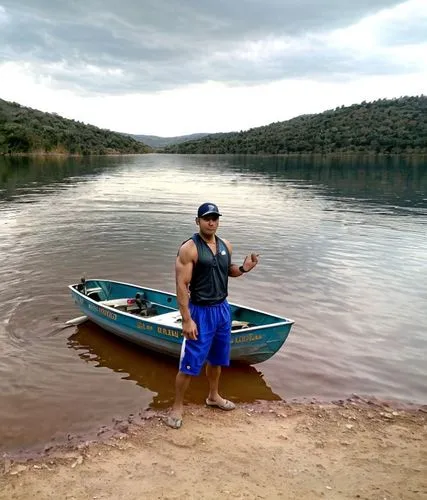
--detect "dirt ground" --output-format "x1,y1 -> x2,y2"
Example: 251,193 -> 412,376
1,400 -> 426,500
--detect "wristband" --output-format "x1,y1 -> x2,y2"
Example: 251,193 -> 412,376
239,265 -> 248,274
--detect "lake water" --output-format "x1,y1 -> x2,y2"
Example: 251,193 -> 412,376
0,154 -> 426,455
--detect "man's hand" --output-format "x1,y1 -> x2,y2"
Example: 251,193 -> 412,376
182,318 -> 198,340
242,253 -> 260,272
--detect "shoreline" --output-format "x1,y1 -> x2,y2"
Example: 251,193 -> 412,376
1,399 -> 426,499
2,394 -> 426,462
0,152 -> 149,157
2,151 -> 427,157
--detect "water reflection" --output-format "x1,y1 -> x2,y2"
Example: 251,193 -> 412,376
67,321 -> 281,408
1,155 -> 426,209
0,155 -> 129,202
219,154 -> 427,211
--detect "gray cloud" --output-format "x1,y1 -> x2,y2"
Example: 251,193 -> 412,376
0,0 -> 422,94
378,17 -> 427,46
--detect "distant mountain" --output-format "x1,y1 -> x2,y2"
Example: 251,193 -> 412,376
0,98 -> 152,155
164,96 -> 427,155
131,133 -> 211,148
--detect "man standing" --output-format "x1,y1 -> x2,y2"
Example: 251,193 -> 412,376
166,202 -> 259,429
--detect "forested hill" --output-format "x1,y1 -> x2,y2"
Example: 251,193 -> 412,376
131,133 -> 210,148
164,96 -> 427,155
0,99 -> 152,155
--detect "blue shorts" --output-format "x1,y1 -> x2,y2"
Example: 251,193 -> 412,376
179,301 -> 231,376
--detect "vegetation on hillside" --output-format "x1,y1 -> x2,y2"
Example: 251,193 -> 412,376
0,99 -> 152,155
164,96 -> 427,155
131,133 -> 210,148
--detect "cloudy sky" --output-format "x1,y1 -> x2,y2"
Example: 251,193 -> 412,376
0,0 -> 426,136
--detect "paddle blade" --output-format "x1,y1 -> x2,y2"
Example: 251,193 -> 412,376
65,315 -> 88,326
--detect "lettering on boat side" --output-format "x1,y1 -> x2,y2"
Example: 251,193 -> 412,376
231,334 -> 262,344
136,321 -> 154,331
157,327 -> 182,338
87,302 -> 117,321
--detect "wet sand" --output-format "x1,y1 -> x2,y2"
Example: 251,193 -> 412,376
1,399 -> 426,500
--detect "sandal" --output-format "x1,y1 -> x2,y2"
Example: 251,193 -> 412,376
165,415 -> 183,429
205,398 -> 236,411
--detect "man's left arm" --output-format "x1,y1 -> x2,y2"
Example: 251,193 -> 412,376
224,239 -> 259,277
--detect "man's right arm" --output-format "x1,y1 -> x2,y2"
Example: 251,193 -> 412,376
175,241 -> 198,339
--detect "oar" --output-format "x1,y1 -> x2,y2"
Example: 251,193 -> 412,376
46,315 -> 88,337
65,315 -> 88,326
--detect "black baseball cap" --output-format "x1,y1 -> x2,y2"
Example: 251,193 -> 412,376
197,202 -> 222,218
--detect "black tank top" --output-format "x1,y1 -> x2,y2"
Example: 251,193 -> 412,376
189,233 -> 231,305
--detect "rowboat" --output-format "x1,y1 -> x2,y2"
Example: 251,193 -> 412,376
68,278 -> 294,364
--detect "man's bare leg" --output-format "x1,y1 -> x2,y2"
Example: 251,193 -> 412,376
167,371 -> 192,428
206,363 -> 221,401
206,363 -> 235,410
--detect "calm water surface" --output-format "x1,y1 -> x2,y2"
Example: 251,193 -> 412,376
0,154 -> 426,454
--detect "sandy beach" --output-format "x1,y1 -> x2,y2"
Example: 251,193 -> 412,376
1,399 -> 426,500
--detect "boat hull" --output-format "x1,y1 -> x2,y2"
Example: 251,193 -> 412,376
69,279 -> 294,365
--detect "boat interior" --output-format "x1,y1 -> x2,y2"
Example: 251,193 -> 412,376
73,280 -> 259,332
